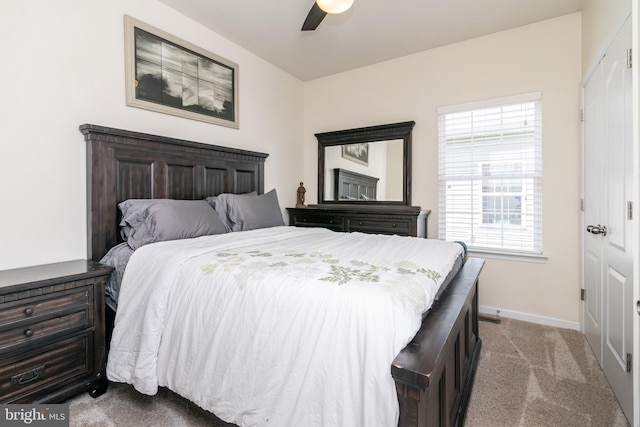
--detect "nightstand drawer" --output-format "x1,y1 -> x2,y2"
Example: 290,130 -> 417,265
347,218 -> 412,235
0,287 -> 91,327
0,310 -> 90,351
0,287 -> 92,352
0,334 -> 91,403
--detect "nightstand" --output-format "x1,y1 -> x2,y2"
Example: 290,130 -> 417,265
0,260 -> 113,403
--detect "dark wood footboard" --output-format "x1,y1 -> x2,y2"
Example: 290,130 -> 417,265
392,257 -> 484,427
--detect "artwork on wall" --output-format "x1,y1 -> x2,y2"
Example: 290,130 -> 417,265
124,15 -> 239,129
342,143 -> 369,166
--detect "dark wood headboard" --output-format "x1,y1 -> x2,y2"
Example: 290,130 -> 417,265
334,168 -> 379,201
81,124 -> 268,261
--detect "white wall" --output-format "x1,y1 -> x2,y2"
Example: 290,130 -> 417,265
0,0 -> 304,270
304,14 -> 583,325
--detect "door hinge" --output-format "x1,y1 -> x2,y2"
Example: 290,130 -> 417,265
627,49 -> 632,68
581,288 -> 585,301
627,353 -> 632,373
627,201 -> 633,220
580,109 -> 585,122
580,199 -> 585,212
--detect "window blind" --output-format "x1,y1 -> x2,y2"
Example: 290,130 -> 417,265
438,93 -> 542,255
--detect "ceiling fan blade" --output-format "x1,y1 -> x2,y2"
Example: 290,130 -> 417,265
301,2 -> 327,31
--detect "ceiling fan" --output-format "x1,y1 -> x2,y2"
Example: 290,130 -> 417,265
301,0 -> 355,31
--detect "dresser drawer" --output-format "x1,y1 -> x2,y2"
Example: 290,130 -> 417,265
287,207 -> 429,238
347,218 -> 412,235
290,214 -> 344,231
0,334 -> 91,403
0,287 -> 92,352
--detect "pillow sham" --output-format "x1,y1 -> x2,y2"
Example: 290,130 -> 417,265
205,191 -> 256,212
119,199 -> 229,249
213,189 -> 284,232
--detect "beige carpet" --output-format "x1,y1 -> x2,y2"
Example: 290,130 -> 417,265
68,318 -> 629,426
465,318 -> 628,427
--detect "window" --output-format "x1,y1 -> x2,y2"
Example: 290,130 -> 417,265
438,93 -> 542,255
481,162 -> 522,225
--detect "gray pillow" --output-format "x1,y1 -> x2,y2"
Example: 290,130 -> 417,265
99,242 -> 135,309
119,199 -> 229,249
214,189 -> 284,232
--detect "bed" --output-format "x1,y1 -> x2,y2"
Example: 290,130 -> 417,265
82,123 -> 483,427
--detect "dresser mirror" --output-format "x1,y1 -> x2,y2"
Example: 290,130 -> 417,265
316,121 -> 415,206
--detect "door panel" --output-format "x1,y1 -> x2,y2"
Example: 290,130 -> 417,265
584,251 -> 601,355
605,265 -> 626,363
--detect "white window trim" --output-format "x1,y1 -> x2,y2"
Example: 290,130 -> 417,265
468,249 -> 547,264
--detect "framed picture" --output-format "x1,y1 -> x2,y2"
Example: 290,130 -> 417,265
342,143 -> 369,166
124,15 -> 239,129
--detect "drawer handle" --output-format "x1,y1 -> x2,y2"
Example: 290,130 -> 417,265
359,221 -> 364,225
24,329 -> 34,338
11,365 -> 45,385
24,308 -> 33,316
392,223 -> 397,228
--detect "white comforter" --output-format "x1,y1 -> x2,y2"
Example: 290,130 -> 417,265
107,226 -> 463,427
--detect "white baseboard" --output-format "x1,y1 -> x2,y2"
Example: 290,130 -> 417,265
479,305 -> 581,331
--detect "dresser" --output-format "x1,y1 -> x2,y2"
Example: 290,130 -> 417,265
0,260 -> 113,403
287,205 -> 430,238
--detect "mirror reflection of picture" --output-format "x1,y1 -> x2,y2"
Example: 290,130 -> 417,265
342,143 -> 369,166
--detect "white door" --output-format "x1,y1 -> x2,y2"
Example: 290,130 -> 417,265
583,17 -> 634,424
601,17 -> 634,422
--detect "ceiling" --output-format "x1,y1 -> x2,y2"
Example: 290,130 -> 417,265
158,0 -> 586,82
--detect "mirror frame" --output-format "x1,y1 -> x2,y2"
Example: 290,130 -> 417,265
316,121 -> 415,206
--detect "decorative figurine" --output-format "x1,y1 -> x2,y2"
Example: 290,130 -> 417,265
296,182 -> 307,208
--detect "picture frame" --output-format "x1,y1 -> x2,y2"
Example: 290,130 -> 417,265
341,143 -> 369,166
124,15 -> 239,129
